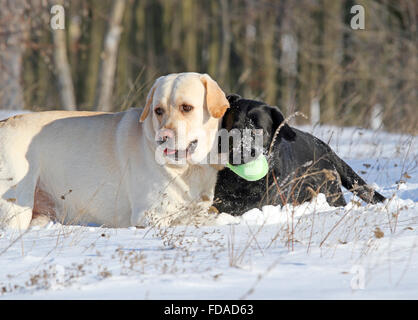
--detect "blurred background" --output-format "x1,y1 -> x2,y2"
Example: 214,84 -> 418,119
0,0 -> 416,133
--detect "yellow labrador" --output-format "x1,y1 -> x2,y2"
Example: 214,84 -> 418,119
0,72 -> 229,229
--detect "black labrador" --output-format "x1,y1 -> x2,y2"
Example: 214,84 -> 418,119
214,94 -> 386,215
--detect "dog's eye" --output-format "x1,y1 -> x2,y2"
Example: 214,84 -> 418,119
181,104 -> 194,113
154,107 -> 164,116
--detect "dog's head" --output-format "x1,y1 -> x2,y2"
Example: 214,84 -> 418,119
220,94 -> 296,164
140,73 -> 229,165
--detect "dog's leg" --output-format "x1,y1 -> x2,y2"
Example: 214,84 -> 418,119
0,183 -> 35,230
308,135 -> 385,204
0,202 -> 32,230
321,168 -> 347,207
29,181 -> 56,228
130,207 -> 148,227
0,166 -> 38,230
325,181 -> 347,207
329,152 -> 386,204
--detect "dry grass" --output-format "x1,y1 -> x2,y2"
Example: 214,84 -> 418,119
0,126 -> 416,298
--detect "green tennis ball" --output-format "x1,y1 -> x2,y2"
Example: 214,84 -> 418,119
226,155 -> 269,181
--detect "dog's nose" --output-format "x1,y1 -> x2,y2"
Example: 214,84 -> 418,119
157,128 -> 174,143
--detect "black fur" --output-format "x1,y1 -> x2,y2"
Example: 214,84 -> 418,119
214,95 -> 386,215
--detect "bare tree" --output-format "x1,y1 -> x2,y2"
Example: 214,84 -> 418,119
52,7 -> 77,111
4,0 -> 415,133
0,0 -> 26,109
181,0 -> 197,72
218,0 -> 231,85
94,0 -> 126,111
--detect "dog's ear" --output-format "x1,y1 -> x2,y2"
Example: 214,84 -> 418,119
200,74 -> 230,118
270,105 -> 296,141
140,78 -> 161,122
226,94 -> 241,105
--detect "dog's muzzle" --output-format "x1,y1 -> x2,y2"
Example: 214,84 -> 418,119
163,139 -> 198,159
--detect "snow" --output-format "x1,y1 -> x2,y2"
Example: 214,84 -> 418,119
0,111 -> 417,299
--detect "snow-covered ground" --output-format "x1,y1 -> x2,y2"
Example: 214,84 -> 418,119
0,111 -> 417,299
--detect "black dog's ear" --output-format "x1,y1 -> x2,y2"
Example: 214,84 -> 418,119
270,105 -> 296,141
226,94 -> 242,105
